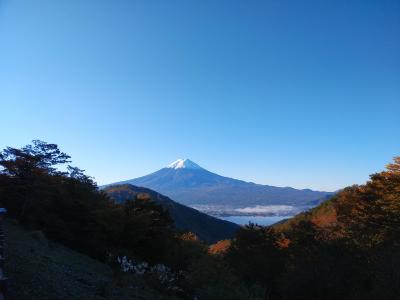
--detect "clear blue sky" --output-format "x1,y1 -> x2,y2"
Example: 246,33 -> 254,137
0,0 -> 399,191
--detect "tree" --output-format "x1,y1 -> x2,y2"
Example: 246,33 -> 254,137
336,156 -> 400,248
0,140 -> 71,177
0,140 -> 112,257
118,194 -> 175,263
227,224 -> 284,299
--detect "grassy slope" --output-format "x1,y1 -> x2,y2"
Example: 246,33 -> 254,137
4,220 -> 177,300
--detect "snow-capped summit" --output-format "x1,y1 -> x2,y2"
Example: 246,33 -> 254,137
167,159 -> 203,170
107,159 -> 333,208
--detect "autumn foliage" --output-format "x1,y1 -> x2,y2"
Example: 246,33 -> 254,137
1,140 -> 399,299
224,157 -> 400,299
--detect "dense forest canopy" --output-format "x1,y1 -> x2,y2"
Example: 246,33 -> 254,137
0,140 -> 399,299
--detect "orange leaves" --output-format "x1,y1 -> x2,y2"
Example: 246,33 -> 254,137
209,239 -> 232,255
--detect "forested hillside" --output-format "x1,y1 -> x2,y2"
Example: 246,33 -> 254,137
104,184 -> 239,243
0,141 -> 250,299
223,157 -> 400,299
0,140 -> 398,299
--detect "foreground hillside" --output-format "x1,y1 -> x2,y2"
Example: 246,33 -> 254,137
1,141 -> 399,299
0,141 -> 251,299
4,220 -> 177,300
103,184 -> 239,243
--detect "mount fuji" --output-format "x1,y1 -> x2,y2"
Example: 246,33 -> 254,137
106,159 -> 333,208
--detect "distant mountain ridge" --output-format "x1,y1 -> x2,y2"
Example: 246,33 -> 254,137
107,159 -> 334,207
103,184 -> 239,243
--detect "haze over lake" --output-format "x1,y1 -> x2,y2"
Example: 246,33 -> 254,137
220,215 -> 292,226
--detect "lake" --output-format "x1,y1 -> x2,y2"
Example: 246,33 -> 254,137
220,215 -> 292,226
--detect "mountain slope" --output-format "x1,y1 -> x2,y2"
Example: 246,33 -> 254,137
103,184 -> 240,243
5,220 -> 176,300
109,159 -> 333,207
